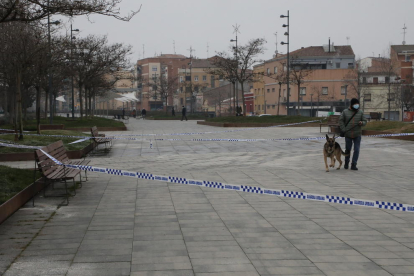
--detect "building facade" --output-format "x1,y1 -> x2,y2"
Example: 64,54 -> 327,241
260,44 -> 356,116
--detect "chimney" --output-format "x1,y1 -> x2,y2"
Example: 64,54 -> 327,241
329,37 -> 331,53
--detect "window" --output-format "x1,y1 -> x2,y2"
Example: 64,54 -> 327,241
364,93 -> 371,102
267,68 -> 270,75
300,87 -> 306,95
283,89 -> 286,97
348,63 -> 354,69
180,76 -> 183,83
211,76 -> 215,88
272,105 -> 276,109
152,66 -> 158,71
389,93 -> 395,101
262,105 -> 264,110
203,75 -> 207,81
267,89 -> 270,93
385,77 -> 390,84
272,88 -> 275,92
185,75 -> 191,81
362,77 -> 367,83
194,76 -> 199,81
274,67 -> 278,74
322,87 -> 328,95
341,86 -> 347,95
336,62 -> 340,69
254,89 -> 257,93
267,105 -> 270,109
283,64 -> 287,71
373,77 -> 378,84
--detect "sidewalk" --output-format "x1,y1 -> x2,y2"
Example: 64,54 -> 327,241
1,119 -> 414,275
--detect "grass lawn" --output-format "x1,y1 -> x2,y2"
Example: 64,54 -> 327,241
0,130 -> 91,153
0,165 -> 41,205
364,121 -> 414,133
206,115 -> 321,124
0,116 -> 124,131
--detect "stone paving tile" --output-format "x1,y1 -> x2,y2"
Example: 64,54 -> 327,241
1,120 -> 414,275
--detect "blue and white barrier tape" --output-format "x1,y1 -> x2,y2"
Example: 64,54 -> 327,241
37,149 -> 414,213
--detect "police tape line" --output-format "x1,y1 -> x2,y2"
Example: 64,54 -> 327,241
2,132 -> 414,146
38,148 -> 414,212
0,120 -> 322,139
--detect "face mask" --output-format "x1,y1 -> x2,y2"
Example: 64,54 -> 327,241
353,104 -> 359,110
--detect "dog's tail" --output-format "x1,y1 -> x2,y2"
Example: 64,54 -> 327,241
342,149 -> 350,156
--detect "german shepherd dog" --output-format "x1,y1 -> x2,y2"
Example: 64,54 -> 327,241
324,134 -> 349,172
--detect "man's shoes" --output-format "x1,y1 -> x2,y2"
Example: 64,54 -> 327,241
344,160 -> 349,170
351,163 -> 358,170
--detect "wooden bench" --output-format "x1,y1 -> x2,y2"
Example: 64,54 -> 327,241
34,140 -> 89,205
320,115 -> 340,133
91,126 -> 112,150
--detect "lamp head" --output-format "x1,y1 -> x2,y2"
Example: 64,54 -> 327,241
230,39 -> 236,42
282,24 -> 288,28
73,29 -> 79,32
280,15 -> 286,18
284,32 -> 289,36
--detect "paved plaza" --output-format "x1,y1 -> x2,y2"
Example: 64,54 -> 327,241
1,119 -> 414,276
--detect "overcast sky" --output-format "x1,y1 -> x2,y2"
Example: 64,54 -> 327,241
61,0 -> 414,65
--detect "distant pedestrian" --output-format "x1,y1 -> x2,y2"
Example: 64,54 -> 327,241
181,106 -> 187,121
132,108 -> 136,118
172,107 -> 176,116
122,108 -> 125,119
141,108 -> 146,119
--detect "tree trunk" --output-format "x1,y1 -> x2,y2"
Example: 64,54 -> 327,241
297,83 -> 301,115
79,83 -> 83,118
241,82 -> 246,116
44,89 -> 48,120
35,86 -> 41,134
16,70 -> 24,140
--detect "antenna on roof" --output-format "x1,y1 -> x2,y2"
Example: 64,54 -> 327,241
143,44 -> 145,59
173,40 -> 176,55
346,36 -> 350,45
274,32 -> 278,57
402,23 -> 407,45
207,42 -> 209,58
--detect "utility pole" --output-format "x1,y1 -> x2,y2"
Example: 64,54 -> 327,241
188,46 -> 194,112
281,11 -> 290,115
231,24 -> 240,114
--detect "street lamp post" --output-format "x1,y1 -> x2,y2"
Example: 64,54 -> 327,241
281,11 -> 290,115
278,81 -> 282,115
70,24 -> 79,119
230,36 -> 238,114
310,93 -> 313,117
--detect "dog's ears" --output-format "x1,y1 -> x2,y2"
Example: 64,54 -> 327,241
332,134 -> 336,140
326,134 -> 329,140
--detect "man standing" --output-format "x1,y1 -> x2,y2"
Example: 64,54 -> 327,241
141,108 -> 146,119
339,98 -> 367,170
172,107 -> 175,116
181,106 -> 187,121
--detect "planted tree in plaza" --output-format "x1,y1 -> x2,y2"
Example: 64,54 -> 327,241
0,0 -> 140,23
0,21 -> 48,139
208,38 -> 266,116
147,74 -> 179,114
289,57 -> 312,115
71,35 -> 132,118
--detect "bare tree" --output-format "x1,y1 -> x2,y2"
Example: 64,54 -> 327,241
208,38 -> 266,116
146,74 -> 179,114
0,0 -> 141,23
289,57 -> 312,115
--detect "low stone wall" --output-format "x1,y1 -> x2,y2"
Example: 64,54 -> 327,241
362,130 -> 414,141
0,179 -> 45,225
0,142 -> 96,162
197,121 -> 321,128
68,126 -> 127,132
39,124 -> 64,130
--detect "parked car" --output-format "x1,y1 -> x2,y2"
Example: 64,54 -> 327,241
258,114 -> 272,117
